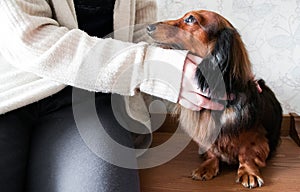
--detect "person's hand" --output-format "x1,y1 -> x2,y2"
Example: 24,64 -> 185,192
178,54 -> 224,111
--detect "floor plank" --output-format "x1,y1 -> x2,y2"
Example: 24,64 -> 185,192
139,134 -> 300,192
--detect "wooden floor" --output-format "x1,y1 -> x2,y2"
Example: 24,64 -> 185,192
139,133 -> 300,192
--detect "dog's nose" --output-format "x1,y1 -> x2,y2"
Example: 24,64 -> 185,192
147,24 -> 157,33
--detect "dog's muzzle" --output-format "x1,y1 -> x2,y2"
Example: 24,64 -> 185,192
147,24 -> 157,34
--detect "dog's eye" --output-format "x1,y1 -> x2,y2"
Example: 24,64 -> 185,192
184,15 -> 197,24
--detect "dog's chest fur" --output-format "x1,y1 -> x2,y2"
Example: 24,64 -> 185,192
177,108 -> 237,163
178,107 -> 267,165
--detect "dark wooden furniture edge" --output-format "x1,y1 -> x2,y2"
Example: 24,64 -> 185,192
289,113 -> 300,147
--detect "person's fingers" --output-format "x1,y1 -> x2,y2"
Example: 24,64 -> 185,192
202,98 -> 224,111
183,58 -> 197,75
182,60 -> 199,91
178,97 -> 203,111
180,91 -> 224,111
186,53 -> 203,65
180,54 -> 224,111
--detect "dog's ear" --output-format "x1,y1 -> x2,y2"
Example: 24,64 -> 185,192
196,28 -> 251,98
196,28 -> 234,98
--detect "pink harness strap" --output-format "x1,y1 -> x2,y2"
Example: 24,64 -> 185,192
255,80 -> 263,93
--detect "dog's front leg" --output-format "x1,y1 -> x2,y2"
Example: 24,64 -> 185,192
191,150 -> 220,181
236,130 -> 269,188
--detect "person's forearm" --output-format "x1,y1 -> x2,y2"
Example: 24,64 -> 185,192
0,0 -> 187,103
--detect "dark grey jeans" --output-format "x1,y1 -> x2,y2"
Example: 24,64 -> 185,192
0,87 -> 140,192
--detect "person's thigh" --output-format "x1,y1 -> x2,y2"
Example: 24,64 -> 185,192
26,92 -> 140,192
0,107 -> 35,192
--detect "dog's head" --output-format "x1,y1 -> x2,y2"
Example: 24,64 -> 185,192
147,10 -> 253,98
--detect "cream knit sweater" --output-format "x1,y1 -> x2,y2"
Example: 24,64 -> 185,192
0,0 -> 188,127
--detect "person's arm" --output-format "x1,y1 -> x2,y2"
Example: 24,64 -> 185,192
0,0 -> 187,104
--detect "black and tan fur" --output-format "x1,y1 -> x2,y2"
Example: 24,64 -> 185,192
147,10 -> 282,188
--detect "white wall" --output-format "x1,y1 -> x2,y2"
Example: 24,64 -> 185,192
157,0 -> 300,114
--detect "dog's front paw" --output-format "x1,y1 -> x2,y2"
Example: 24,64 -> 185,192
236,164 -> 264,188
191,156 -> 220,181
191,166 -> 219,181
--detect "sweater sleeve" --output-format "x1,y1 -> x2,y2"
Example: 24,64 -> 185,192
0,0 -> 187,103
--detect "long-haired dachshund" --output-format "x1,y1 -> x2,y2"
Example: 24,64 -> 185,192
147,10 -> 282,188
